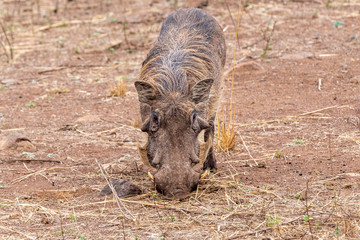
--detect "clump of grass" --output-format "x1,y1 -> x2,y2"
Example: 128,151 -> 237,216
266,215 -> 280,227
110,79 -> 126,97
260,21 -> 276,58
216,3 -> 241,152
216,107 -> 236,151
25,102 -> 36,108
292,138 -> 304,145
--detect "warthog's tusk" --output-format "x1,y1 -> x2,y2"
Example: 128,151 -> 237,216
148,171 -> 154,182
193,134 -> 213,172
137,142 -> 157,172
200,170 -> 209,180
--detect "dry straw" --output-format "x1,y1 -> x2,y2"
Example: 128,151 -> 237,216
216,3 -> 242,152
110,79 -> 126,97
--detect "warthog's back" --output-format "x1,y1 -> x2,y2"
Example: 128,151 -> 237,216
140,8 -> 226,115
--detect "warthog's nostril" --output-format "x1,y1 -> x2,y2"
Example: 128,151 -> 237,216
171,187 -> 186,197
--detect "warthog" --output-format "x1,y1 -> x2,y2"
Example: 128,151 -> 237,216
135,8 -> 226,198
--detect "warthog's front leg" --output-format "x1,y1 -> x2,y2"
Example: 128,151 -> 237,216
203,120 -> 216,171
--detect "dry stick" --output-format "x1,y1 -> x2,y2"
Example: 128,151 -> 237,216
238,134 -> 257,166
172,207 -> 206,226
262,21 -> 276,57
229,3 -> 242,124
121,218 -> 126,240
95,159 -> 136,221
237,105 -> 349,127
59,213 -> 65,240
8,159 -> 62,163
38,67 -> 66,74
224,0 -> 240,48
226,217 -> 302,239
121,21 -> 131,50
304,180 -> 314,239
0,226 -> 36,240
328,125 -> 332,162
11,166 -> 71,184
0,21 -> 12,61
0,37 -> 10,60
217,0 -> 243,152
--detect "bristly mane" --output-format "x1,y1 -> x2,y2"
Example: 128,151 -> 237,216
139,8 -> 223,97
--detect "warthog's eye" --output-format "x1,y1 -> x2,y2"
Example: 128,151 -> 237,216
141,110 -> 161,133
190,110 -> 197,131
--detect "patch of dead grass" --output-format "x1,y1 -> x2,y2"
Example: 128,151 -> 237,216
110,79 -> 126,97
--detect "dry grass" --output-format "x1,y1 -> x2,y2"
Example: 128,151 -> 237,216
1,168 -> 360,239
216,107 -> 236,151
110,79 -> 126,97
215,2 -> 242,152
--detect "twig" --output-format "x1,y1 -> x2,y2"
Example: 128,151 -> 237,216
224,0 -> 240,49
11,166 -> 71,184
226,217 -> 302,239
171,206 -> 206,226
239,134 -> 257,166
0,226 -> 36,240
95,159 -> 136,221
59,213 -> 65,240
304,180 -> 314,239
38,67 -> 66,74
0,21 -> 14,61
328,125 -> 332,161
260,20 -> 277,58
236,105 -> 349,127
7,159 -> 62,163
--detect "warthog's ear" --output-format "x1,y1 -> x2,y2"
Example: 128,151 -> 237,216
191,79 -> 214,104
134,81 -> 157,104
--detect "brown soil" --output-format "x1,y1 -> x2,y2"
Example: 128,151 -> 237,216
1,0 -> 360,239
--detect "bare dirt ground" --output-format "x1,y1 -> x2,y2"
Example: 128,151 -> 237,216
1,0 -> 360,239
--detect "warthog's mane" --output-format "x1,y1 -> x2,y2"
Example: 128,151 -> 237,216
139,8 -> 221,98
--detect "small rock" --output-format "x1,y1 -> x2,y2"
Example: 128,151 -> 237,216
0,134 -> 36,152
280,52 -> 315,60
99,179 -> 142,198
1,79 -> 19,85
185,0 -> 208,8
58,124 -> 77,131
350,75 -> 360,84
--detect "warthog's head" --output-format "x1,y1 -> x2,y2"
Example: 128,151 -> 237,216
135,79 -> 213,198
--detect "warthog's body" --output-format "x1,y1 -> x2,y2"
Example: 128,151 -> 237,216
135,8 -> 226,198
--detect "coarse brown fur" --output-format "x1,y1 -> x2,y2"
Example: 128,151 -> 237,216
135,8 -> 226,198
